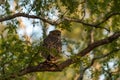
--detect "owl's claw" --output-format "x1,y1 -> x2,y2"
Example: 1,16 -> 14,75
45,59 -> 58,64
46,55 -> 58,63
43,59 -> 59,68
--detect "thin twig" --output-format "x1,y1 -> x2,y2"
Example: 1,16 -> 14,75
78,48 -> 120,80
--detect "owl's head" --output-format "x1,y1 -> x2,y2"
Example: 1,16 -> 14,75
49,30 -> 61,37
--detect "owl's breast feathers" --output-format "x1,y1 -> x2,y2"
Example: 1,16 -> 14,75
43,36 -> 62,53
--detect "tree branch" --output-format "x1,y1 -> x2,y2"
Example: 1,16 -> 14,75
78,48 -> 120,80
64,12 -> 120,31
0,12 -> 120,30
59,31 -> 120,69
0,13 -> 57,25
95,12 -> 120,26
9,31 -> 120,78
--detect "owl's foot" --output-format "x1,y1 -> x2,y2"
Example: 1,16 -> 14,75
46,55 -> 58,63
43,59 -> 59,69
45,59 -> 58,64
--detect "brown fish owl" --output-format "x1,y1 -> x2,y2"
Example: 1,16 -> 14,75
42,30 -> 62,62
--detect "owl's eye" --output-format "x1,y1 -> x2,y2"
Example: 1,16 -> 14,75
57,33 -> 60,36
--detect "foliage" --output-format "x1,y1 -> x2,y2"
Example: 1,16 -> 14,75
0,0 -> 120,80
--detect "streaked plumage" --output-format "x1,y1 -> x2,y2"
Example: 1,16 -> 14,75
42,30 -> 62,62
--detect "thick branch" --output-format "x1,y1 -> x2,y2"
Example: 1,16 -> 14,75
10,62 -> 62,78
9,31 -> 120,78
59,31 -> 120,69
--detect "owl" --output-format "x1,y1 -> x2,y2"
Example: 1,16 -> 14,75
42,30 -> 62,62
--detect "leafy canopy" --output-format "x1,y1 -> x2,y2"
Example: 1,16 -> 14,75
0,0 -> 120,80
